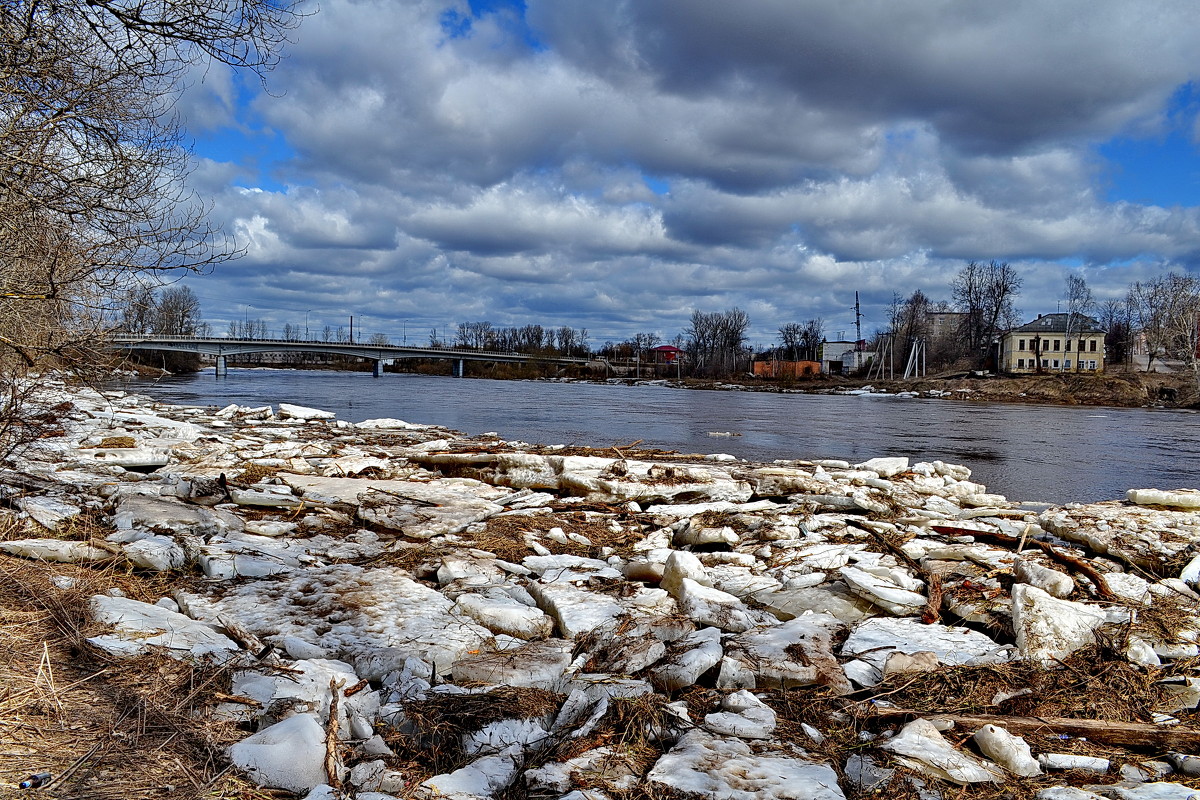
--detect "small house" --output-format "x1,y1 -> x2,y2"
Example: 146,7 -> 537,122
1000,313 -> 1105,374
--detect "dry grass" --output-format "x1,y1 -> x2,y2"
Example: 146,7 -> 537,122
94,436 -> 137,449
230,464 -> 280,488
384,686 -> 563,778
757,638 -> 1200,800
471,512 -> 642,562
0,556 -> 261,799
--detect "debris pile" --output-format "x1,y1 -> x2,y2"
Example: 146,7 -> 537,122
4,378 -> 1200,799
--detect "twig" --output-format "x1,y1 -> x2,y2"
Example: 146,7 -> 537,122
212,692 -> 263,708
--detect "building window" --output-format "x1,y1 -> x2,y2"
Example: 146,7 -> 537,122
1052,359 -> 1060,369
1018,339 -> 1025,351
1078,339 -> 1085,352
1053,340 -> 1060,351
1041,359 -> 1049,368
1064,360 -> 1071,369
1017,358 -> 1025,369
1089,339 -> 1097,352
1088,360 -> 1097,370
1065,339 -> 1071,351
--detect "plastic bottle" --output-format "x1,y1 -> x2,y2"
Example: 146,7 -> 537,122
18,773 -> 51,789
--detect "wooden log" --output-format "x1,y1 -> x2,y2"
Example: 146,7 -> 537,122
868,706 -> 1200,751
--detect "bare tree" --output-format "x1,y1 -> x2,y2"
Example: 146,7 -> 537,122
0,0 -> 303,456
1062,275 -> 1094,372
800,319 -> 823,361
1128,274 -> 1200,388
778,323 -> 803,361
153,286 -> 202,336
952,260 -> 1022,365
686,308 -> 751,377
118,285 -> 158,334
1097,298 -> 1133,367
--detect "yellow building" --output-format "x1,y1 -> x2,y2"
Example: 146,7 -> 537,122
999,313 -> 1105,374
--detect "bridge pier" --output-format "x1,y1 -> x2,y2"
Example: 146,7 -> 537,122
215,355 -> 227,377
372,359 -> 385,378
453,359 -> 465,378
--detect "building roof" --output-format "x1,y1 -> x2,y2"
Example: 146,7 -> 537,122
1008,313 -> 1105,335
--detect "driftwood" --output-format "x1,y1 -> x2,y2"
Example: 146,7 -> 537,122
868,706 -> 1200,750
325,678 -> 344,790
217,614 -> 273,660
930,524 -> 1116,601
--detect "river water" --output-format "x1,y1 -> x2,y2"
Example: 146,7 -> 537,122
114,369 -> 1200,506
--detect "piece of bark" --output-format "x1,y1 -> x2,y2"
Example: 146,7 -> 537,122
921,573 -> 944,624
868,706 -> 1200,751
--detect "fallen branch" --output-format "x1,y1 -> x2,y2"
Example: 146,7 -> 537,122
867,706 -> 1200,750
931,524 -> 1116,601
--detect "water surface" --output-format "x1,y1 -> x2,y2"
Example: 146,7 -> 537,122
117,369 -> 1200,505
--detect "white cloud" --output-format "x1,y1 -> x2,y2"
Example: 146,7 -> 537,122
179,0 -> 1200,344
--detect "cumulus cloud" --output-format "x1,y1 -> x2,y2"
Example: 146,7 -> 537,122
180,0 -> 1200,343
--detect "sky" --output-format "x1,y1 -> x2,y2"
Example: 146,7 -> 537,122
176,0 -> 1200,348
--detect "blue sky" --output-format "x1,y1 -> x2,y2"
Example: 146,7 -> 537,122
1098,83 -> 1200,207
178,0 -> 1200,347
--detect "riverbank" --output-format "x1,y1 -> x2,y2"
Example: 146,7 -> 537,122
6,379 -> 1200,799
144,355 -> 1195,410
678,369 -> 1193,410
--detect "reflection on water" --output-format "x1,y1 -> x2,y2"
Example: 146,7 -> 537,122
117,370 -> 1200,505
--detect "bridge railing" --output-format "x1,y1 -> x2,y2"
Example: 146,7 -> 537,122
107,334 -> 594,361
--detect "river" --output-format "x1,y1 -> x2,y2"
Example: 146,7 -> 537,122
113,369 -> 1200,506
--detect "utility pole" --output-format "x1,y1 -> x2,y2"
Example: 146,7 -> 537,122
854,291 -> 864,372
854,291 -> 863,343
349,316 -> 354,344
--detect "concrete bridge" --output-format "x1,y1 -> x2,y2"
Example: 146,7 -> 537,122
108,334 -> 596,377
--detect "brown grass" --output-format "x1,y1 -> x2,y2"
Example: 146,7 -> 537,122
469,512 -> 642,562
230,464 -> 280,488
384,686 -> 563,778
0,556 -> 260,799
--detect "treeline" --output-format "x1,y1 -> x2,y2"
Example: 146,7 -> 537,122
116,286 -> 209,372
443,322 -> 591,358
